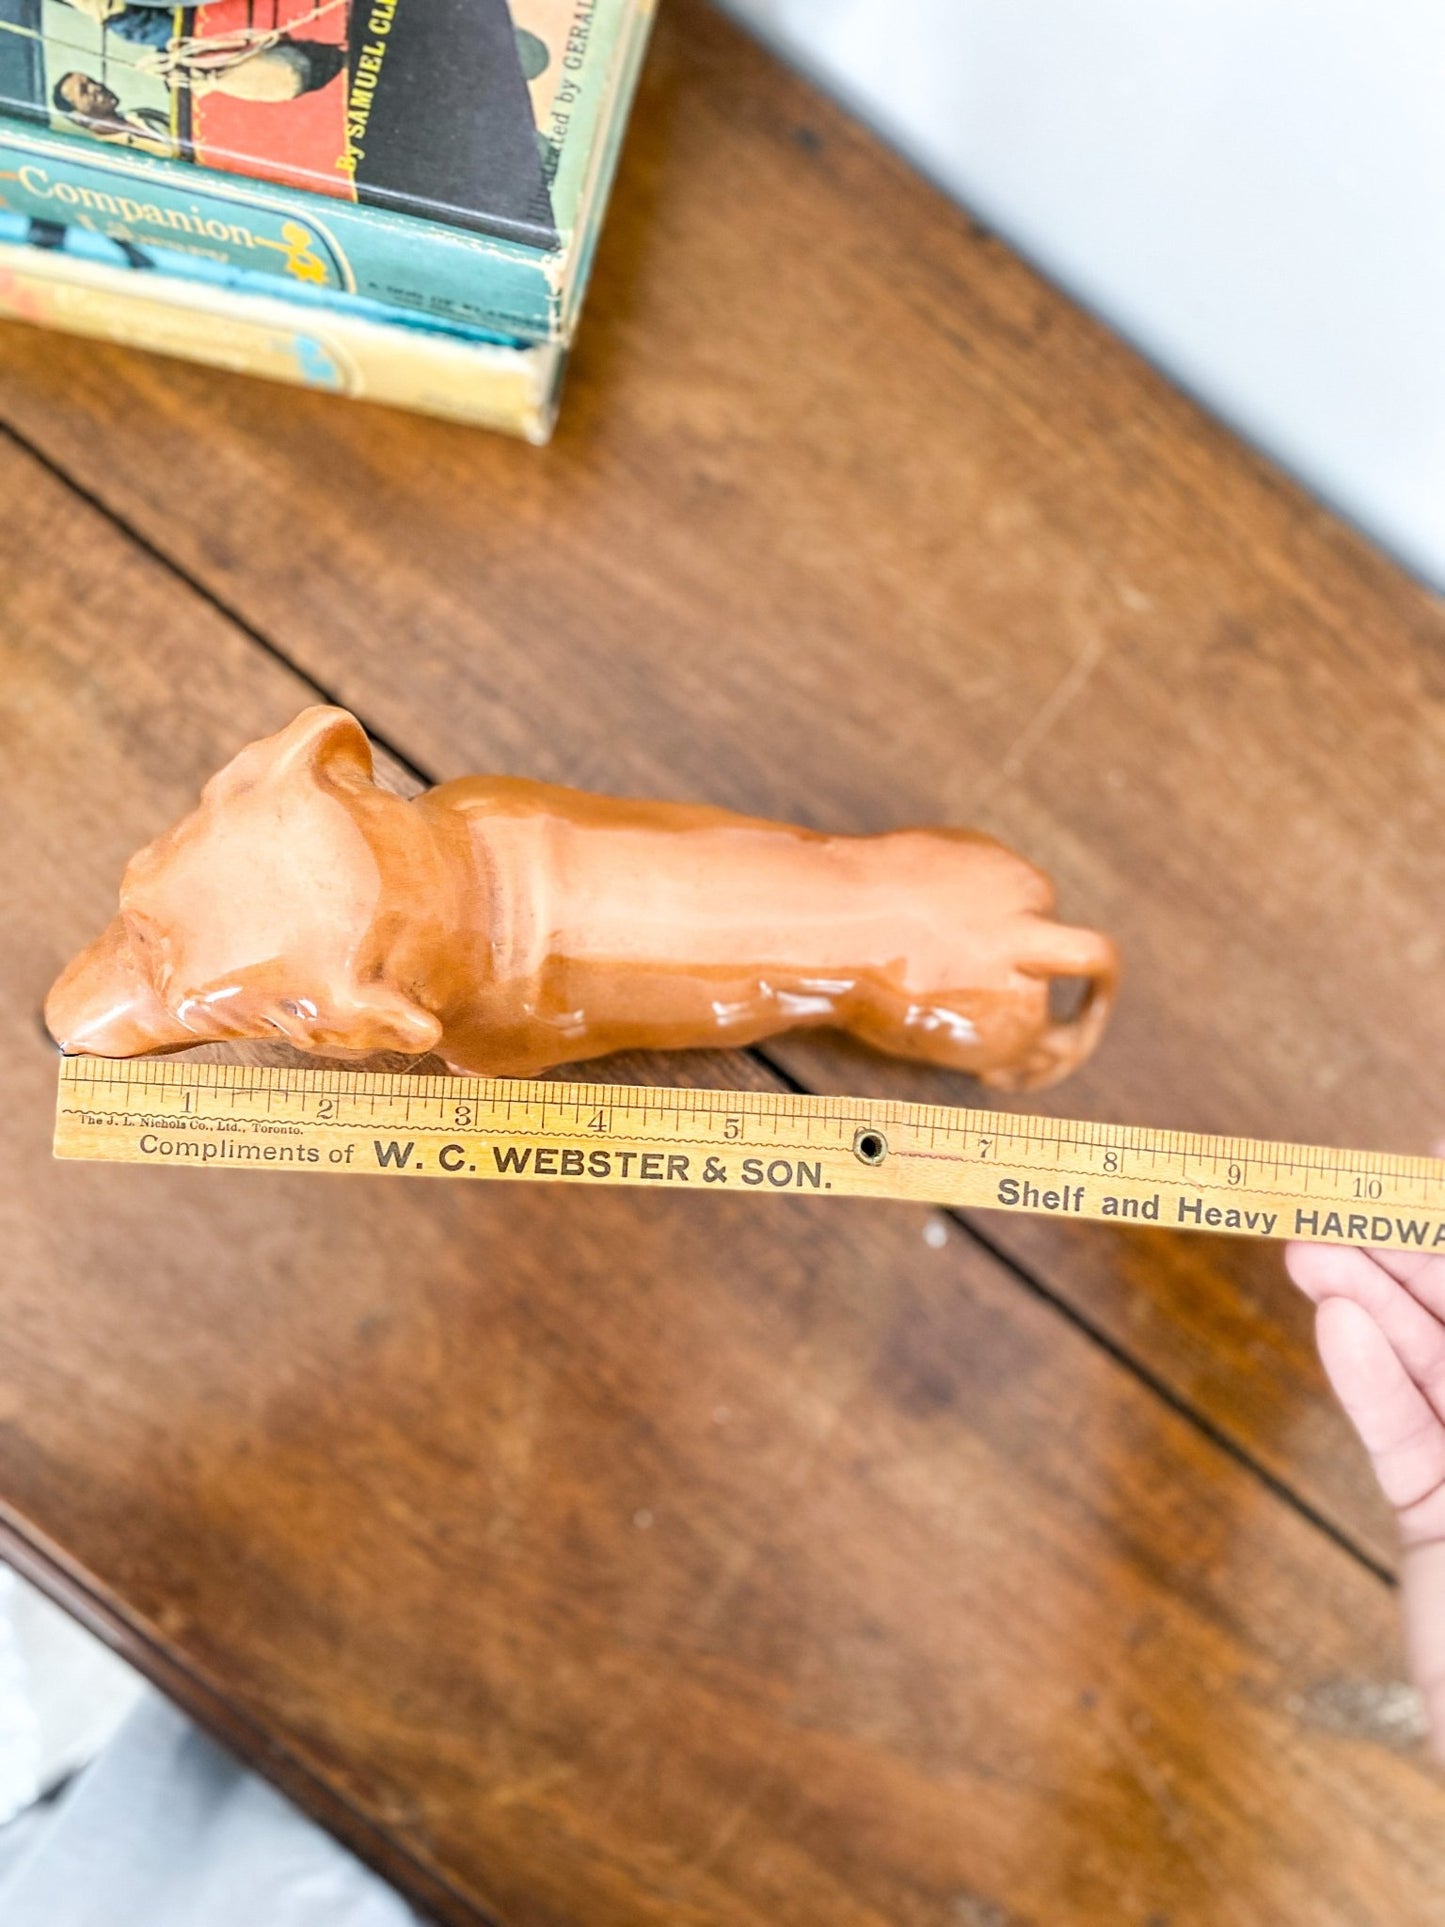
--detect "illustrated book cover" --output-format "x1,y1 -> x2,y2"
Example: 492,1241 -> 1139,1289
0,0 -> 653,336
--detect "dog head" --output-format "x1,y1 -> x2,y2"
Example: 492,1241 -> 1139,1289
47,707 -> 445,1060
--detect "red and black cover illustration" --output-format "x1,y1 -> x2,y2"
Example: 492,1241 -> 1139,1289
0,1 -> 559,249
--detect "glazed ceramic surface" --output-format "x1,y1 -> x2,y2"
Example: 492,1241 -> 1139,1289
48,708 -> 1117,1089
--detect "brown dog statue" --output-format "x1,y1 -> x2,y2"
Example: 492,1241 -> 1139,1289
47,707 -> 1118,1090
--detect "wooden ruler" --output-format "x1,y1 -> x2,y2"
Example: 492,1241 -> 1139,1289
52,1057 -> 1445,1253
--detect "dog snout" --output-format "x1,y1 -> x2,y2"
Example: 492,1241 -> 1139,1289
45,918 -> 191,1057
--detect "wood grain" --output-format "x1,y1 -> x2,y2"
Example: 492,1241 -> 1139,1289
3,2 -> 1445,1917
3,412 -> 1445,1917
0,2 -> 1437,1560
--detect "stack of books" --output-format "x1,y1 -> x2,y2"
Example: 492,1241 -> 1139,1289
0,0 -> 656,439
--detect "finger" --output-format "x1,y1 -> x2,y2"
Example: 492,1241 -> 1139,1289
1326,1239 -> 1445,1340
1360,1245 -> 1445,1298
1286,1244 -> 1445,1414
1402,1539 -> 1445,1766
1315,1298 -> 1445,1520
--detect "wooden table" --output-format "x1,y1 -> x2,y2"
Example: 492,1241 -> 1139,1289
4,4 -> 1445,1920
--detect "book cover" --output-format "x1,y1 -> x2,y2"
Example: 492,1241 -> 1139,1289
0,0 -> 653,334
0,209 -> 566,436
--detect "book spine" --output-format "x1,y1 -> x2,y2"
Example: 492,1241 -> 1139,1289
556,0 -> 657,340
0,238 -> 565,442
0,210 -> 522,348
0,120 -> 560,339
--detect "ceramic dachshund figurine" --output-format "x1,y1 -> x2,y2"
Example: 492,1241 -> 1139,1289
47,707 -> 1118,1091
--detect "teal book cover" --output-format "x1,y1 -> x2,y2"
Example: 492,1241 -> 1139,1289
0,0 -> 654,336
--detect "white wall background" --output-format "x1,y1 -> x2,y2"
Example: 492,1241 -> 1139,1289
725,0 -> 1445,588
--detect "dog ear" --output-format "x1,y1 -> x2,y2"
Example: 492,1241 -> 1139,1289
203,707 -> 374,804
342,981 -> 444,1057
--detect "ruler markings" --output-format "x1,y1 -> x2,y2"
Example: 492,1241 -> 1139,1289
53,1064 -> 1442,1173
49,1060 -> 1445,1255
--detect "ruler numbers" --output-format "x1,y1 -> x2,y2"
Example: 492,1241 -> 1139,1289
50,1059 -> 1445,1254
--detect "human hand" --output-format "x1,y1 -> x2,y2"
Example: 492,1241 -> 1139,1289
1285,1240 -> 1445,1761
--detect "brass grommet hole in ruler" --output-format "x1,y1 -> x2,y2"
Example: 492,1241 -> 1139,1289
853,1127 -> 888,1166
